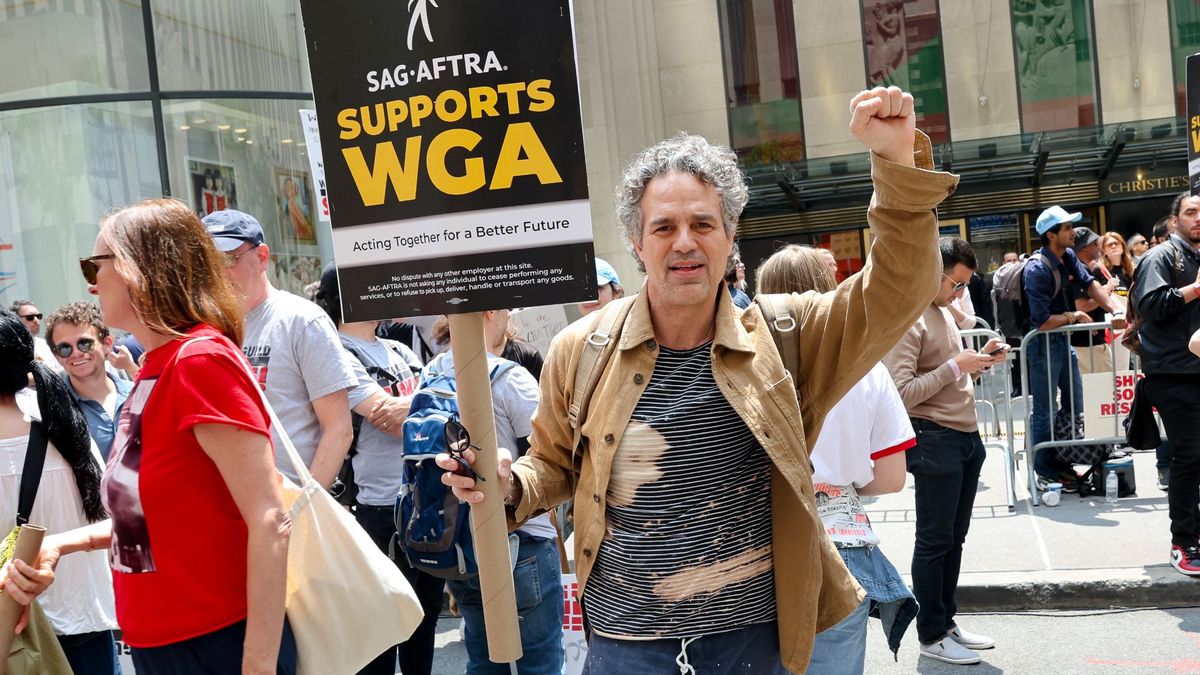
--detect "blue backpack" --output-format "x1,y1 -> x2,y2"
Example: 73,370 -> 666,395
395,354 -> 518,580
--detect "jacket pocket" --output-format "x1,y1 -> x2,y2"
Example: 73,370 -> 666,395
762,373 -> 801,427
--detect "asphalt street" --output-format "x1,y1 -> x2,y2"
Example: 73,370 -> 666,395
866,606 -> 1200,674
427,606 -> 1200,674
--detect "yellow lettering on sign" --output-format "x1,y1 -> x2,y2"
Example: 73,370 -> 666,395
342,136 -> 423,206
490,122 -> 562,190
427,128 -> 486,195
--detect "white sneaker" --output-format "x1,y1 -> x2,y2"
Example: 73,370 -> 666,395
920,638 -> 981,665
948,625 -> 995,650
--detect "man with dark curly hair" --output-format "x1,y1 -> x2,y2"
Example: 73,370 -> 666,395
45,301 -> 133,459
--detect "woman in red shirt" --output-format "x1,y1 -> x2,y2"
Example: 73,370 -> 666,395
4,199 -> 293,674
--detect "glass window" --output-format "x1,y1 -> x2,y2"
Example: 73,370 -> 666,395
0,1 -> 149,103
153,0 -> 310,92
718,0 -> 805,163
1010,0 -> 1099,132
163,98 -> 328,296
1170,0 -> 1200,116
861,0 -> 950,145
968,214 -> 1020,275
0,102 -> 161,313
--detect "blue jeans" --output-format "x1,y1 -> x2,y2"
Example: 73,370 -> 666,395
807,599 -> 869,674
582,621 -> 788,674
907,420 -> 986,645
1026,335 -> 1084,479
131,619 -> 296,674
834,545 -> 917,657
58,630 -> 121,675
448,534 -> 563,674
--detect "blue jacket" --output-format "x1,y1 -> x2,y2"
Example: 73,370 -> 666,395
1023,246 -> 1094,329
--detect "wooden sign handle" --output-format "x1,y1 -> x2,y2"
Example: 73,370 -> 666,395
448,313 -> 523,664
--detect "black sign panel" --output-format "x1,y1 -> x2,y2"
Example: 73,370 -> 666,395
300,0 -> 596,320
1188,54 -> 1200,196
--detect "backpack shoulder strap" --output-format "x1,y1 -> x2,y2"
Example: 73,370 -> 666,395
17,421 -> 49,526
754,293 -> 799,381
423,352 -> 447,382
1029,252 -> 1062,297
488,359 -> 520,382
568,296 -> 636,434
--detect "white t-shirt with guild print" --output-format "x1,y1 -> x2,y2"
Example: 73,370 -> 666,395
810,363 -> 915,548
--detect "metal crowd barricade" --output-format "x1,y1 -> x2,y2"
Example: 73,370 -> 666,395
959,327 -> 1019,511
1017,320 -> 1139,506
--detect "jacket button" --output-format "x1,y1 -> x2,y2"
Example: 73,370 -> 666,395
604,434 -> 615,444
634,373 -> 645,385
593,493 -> 601,503
583,548 -> 593,557
646,340 -> 657,351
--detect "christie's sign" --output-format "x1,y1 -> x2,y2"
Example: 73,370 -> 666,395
1103,174 -> 1187,197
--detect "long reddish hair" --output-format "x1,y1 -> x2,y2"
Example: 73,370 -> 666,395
101,198 -> 243,344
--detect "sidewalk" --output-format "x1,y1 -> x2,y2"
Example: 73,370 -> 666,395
867,439 -> 1200,611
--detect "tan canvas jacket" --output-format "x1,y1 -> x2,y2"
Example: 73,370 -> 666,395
508,133 -> 958,673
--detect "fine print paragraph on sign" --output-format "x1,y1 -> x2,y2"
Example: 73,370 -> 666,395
362,262 -> 576,302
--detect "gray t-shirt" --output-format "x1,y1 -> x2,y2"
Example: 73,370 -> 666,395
243,289 -> 358,479
341,335 -> 423,506
432,352 -> 556,540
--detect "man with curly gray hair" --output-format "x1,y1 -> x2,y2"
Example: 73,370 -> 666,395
441,86 -> 960,674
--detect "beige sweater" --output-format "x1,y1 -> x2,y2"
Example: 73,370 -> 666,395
883,303 -> 978,433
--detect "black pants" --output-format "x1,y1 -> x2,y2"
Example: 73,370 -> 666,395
907,419 -> 986,644
131,620 -> 295,673
355,503 -> 447,675
1142,375 -> 1200,546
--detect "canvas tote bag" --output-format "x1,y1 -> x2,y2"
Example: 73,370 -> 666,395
231,343 -> 422,674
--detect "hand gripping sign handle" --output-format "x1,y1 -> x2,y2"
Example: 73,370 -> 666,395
0,524 -> 46,673
447,313 -> 523,664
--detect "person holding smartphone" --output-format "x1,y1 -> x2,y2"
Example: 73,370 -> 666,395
883,238 -> 1006,665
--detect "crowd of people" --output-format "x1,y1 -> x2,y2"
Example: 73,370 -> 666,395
0,82 -> 1196,675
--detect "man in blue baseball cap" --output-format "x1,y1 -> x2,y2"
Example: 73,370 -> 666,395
202,208 -> 267,251
1023,205 -> 1121,491
578,257 -> 625,316
201,209 -> 407,491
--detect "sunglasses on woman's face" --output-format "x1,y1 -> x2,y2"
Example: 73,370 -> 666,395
52,337 -> 98,359
79,254 -> 116,285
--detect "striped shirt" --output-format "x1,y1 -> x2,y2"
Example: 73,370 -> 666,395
583,341 -> 776,638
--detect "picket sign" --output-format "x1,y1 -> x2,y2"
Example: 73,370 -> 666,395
510,305 -> 569,358
1081,369 -> 1141,437
561,573 -> 587,675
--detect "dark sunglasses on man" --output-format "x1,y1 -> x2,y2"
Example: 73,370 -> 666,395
79,254 -> 116,285
942,273 -> 968,293
53,337 -> 99,359
19,313 -> 42,322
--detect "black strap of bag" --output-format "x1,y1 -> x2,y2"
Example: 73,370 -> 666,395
18,421 -> 50,526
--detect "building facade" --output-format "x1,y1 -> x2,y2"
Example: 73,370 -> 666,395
1,0 -> 1193,313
